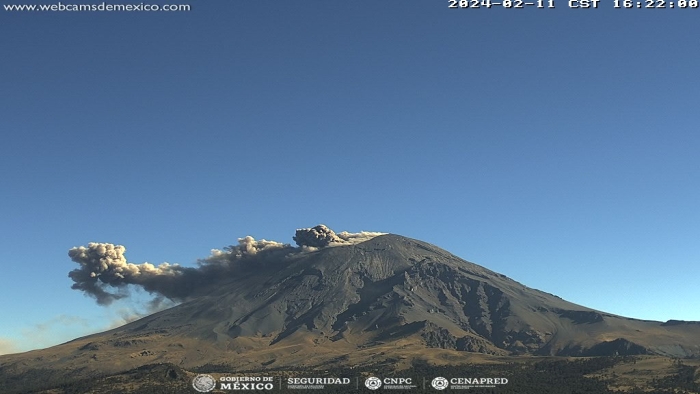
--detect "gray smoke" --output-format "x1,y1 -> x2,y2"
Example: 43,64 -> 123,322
68,237 -> 290,305
293,224 -> 343,247
68,226 -> 384,305
68,243 -> 181,305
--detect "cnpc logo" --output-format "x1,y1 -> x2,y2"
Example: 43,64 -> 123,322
365,376 -> 382,390
364,376 -> 414,390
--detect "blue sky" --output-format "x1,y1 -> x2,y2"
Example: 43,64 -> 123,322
2,1 -> 699,354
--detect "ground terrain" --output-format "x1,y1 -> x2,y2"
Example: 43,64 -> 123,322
2,232 -> 699,393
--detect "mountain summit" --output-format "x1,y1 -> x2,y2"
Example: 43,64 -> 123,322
2,228 -> 700,385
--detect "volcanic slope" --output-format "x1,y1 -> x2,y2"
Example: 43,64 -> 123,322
2,234 -> 700,381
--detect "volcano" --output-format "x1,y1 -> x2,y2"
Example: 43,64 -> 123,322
2,230 -> 700,391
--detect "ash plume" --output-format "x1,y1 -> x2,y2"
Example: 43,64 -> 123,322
68,238 -> 291,305
68,225 -> 384,305
293,225 -> 343,247
68,243 -> 182,305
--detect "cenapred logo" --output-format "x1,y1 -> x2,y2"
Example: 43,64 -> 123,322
431,376 -> 449,390
192,374 -> 216,392
365,376 -> 382,390
437,377 -> 509,390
